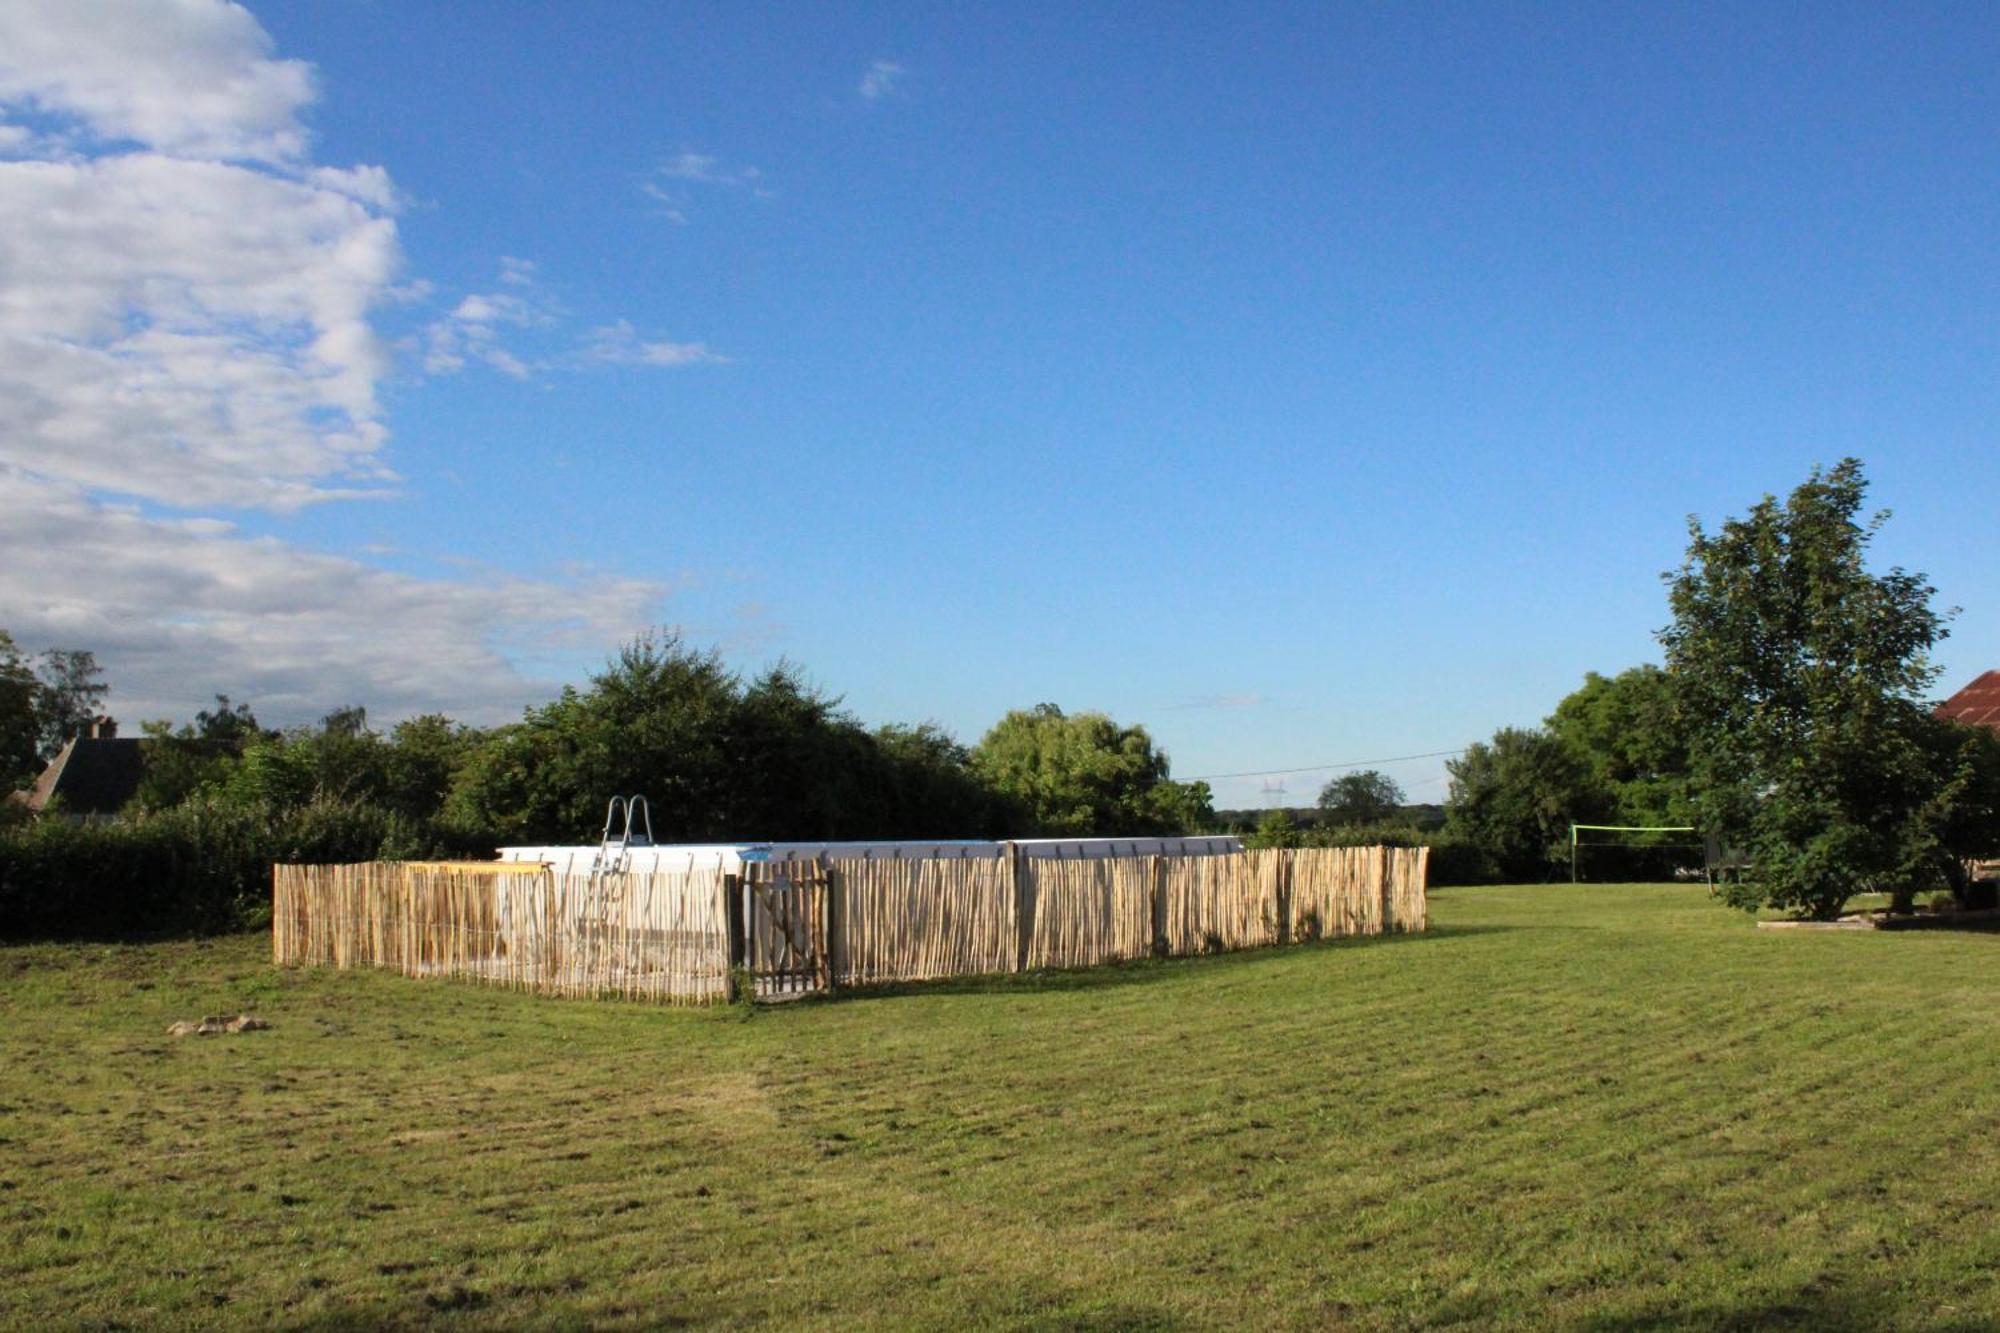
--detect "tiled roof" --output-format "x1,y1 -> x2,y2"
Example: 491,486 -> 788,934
1937,671 -> 2000,732
24,738 -> 148,816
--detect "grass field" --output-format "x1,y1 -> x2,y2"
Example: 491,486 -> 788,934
2,883 -> 1996,1330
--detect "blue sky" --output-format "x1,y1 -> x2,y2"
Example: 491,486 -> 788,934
2,2 -> 1995,810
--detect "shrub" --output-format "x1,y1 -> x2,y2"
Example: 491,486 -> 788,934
0,798 -> 502,940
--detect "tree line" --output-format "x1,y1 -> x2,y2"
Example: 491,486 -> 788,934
0,633 -> 1218,936
1222,460 -> 2000,921
6,457 -> 1994,933
1443,460 -> 2000,918
3,632 -> 1214,846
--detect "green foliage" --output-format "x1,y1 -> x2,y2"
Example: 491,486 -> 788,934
382,714 -> 475,821
1445,727 -> 1606,881
194,695 -> 263,746
132,728 -> 233,811
0,631 -> 38,791
1245,808 -> 1300,849
450,633 -> 1010,844
971,703 -> 1213,836
1660,459 -> 1961,919
867,722 -> 1006,836
217,733 -> 319,808
1895,716 -> 2000,910
1544,666 -> 1692,829
450,634 -> 740,842
0,796 -> 500,940
1315,769 -> 1405,826
33,649 -> 108,760
0,798 -> 388,938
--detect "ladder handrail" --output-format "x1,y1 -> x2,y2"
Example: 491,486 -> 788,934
592,794 -> 654,877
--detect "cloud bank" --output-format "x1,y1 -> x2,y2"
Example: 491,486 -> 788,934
0,0 -> 671,724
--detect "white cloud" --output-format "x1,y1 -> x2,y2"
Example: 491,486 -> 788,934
0,152 -> 401,508
580,320 -> 728,369
859,59 -> 905,101
641,180 -> 691,225
418,275 -> 549,378
641,151 -> 769,224
0,470 -> 668,725
657,151 -> 762,188
0,0 -> 403,511
0,1 -> 690,720
0,0 -> 315,164
420,274 -> 728,379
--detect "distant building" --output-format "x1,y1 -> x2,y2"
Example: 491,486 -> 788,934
13,717 -> 239,821
14,717 -> 147,821
1937,673 -> 2000,887
1937,672 -> 2000,735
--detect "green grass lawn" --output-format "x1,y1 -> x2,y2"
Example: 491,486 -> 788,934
2,884 -> 1996,1331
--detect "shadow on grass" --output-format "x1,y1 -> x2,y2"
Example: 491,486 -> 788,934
795,922 -> 1519,1005
1874,910 -> 2000,934
1579,1273 -> 1989,1332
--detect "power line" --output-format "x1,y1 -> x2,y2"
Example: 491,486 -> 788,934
1187,748 -> 1465,783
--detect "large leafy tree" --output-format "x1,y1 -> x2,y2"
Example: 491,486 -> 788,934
451,632 -> 1022,842
33,649 -> 108,759
868,722 -> 1009,837
1316,769 -> 1404,827
972,703 -> 1212,836
1444,727 -> 1606,880
1660,459 -> 1963,919
0,631 -> 40,789
1544,666 -> 1692,829
450,633 -> 741,842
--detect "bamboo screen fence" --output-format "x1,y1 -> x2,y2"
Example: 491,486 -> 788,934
272,860 -> 731,1003
274,845 -> 1427,1003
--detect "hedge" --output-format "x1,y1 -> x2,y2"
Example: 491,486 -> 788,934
0,799 -> 498,940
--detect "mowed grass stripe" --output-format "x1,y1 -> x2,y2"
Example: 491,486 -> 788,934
0,884 -> 1996,1329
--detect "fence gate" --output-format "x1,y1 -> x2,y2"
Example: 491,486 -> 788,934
733,861 -> 830,998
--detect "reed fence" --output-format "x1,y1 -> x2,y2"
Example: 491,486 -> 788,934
274,845 -> 1427,1003
272,860 -> 730,1003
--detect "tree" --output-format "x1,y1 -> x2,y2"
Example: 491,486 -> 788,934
450,632 -> 742,842
1445,727 -> 1606,880
1316,770 -> 1404,826
1660,459 -> 1959,919
1247,808 -> 1300,849
0,631 -> 38,790
1544,667 -> 1692,829
195,695 -> 263,746
1897,717 -> 2000,909
34,649 -> 108,758
869,722 -> 1008,837
972,703 -> 1213,836
383,714 -> 478,822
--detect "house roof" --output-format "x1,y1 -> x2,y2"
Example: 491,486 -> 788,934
22,737 -> 148,816
1937,671 -> 2000,733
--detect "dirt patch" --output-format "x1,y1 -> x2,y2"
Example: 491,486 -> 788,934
166,1014 -> 272,1037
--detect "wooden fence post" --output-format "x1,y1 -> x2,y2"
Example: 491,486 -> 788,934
723,872 -> 746,970
1378,846 -> 1395,933
1275,849 -> 1293,946
821,855 -> 840,991
1010,842 -> 1033,972
1150,854 -> 1169,958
